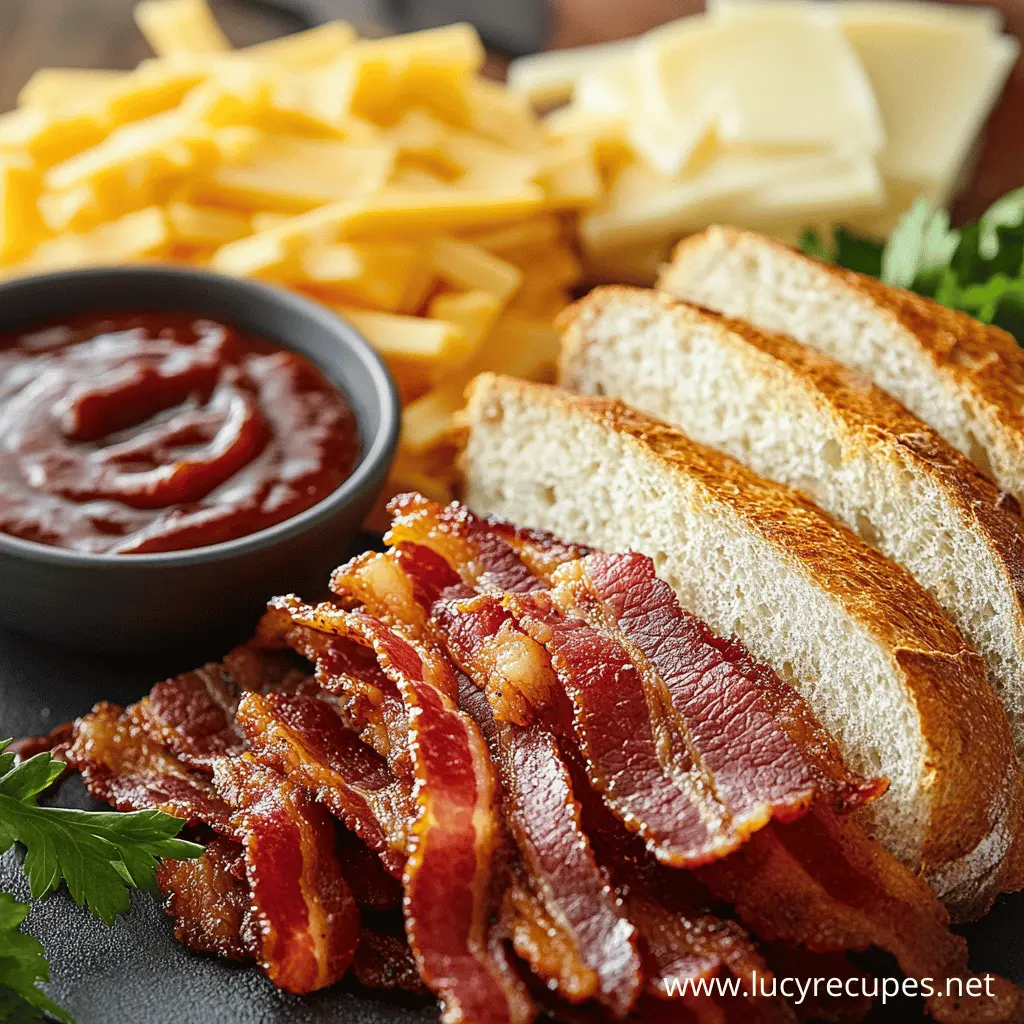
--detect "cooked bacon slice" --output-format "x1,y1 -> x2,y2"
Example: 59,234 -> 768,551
398,502 -> 800,1017
387,492 -> 544,595
761,947 -> 873,1024
259,601 -> 412,775
504,591 -> 742,868
136,645 -> 313,772
387,504 -> 848,870
269,597 -> 534,1024
435,595 -> 556,726
155,837 -> 254,962
458,668 -> 642,1017
395,541 -> 472,607
698,807 -> 1024,1024
352,929 -> 429,995
237,690 -> 409,878
67,702 -> 232,830
212,754 -> 360,995
481,515 -> 593,582
563,737 -> 785,1020
10,723 -> 75,765
330,548 -> 448,630
551,553 -> 884,822
502,879 -> 601,1006
336,828 -> 404,911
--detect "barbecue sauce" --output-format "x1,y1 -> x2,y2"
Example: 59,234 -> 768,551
0,312 -> 358,554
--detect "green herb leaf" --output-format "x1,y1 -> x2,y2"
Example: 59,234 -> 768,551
881,199 -> 960,289
810,185 -> 1024,347
978,186 -> 1024,261
0,894 -> 74,1024
832,228 -> 884,278
798,228 -> 833,263
0,740 -> 204,927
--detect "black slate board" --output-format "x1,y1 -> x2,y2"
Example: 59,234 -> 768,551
2,618 -> 1024,1023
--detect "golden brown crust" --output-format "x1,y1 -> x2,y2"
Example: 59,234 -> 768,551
461,372 -> 1024,918
560,286 -> 1024,677
667,227 -> 1024,493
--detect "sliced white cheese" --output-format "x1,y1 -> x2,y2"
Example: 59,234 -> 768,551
638,6 -> 884,157
583,148 -> 881,251
831,1 -> 1004,32
839,9 -> 1018,187
507,39 -> 637,108
573,58 -> 643,118
732,151 -> 885,221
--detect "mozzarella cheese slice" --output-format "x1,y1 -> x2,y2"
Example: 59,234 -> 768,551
638,6 -> 884,155
838,6 -> 1018,187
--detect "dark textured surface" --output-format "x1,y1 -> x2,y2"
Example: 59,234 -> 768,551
0,605 -> 440,1024
1,619 -> 1023,1022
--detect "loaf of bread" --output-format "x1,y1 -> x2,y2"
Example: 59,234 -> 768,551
458,373 -> 1024,920
559,285 -> 1024,767
660,226 -> 1024,504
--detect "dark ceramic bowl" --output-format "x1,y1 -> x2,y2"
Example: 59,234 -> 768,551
0,266 -> 399,653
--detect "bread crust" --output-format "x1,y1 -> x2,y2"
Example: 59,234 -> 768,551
664,227 -> 1024,499
560,286 -> 1024,741
460,372 -> 1024,919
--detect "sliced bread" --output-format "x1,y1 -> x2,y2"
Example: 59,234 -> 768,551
558,286 -> 1024,764
659,226 -> 1024,503
458,373 -> 1024,920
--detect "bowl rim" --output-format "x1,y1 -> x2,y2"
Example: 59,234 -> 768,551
0,264 -> 400,568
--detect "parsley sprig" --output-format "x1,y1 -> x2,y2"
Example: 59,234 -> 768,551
0,737 -> 205,1021
0,739 -> 204,925
801,187 -> 1024,344
0,895 -> 72,1024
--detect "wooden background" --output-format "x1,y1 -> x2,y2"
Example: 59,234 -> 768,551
0,0 -> 1020,221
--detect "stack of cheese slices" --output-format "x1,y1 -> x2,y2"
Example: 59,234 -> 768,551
455,228 -> 1024,923
510,0 -> 1019,282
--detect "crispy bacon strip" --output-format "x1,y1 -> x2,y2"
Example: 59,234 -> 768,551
352,929 -> 429,995
551,553 -> 884,823
391,499 -> 876,866
481,516 -> 593,582
67,702 -> 233,830
436,594 -> 556,726
213,754 -> 360,995
136,645 -> 314,772
10,723 -> 75,765
259,601 -> 413,775
336,828 -> 404,911
155,837 -> 254,962
398,502 -> 797,1018
237,690 -> 409,878
504,590 -> 739,868
331,547 -> 448,629
699,807 -> 1024,1024
563,736 -> 788,1021
457,665 -> 642,1017
270,597 -> 534,1024
502,880 -> 604,1007
387,492 -> 545,595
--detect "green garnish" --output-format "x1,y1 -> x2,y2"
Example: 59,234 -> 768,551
0,895 -> 72,1024
0,739 -> 204,925
801,187 -> 1024,344
0,737 -> 205,1021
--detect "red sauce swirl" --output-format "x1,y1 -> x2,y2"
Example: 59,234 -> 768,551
0,312 -> 359,554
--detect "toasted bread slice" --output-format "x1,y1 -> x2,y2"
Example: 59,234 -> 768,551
659,226 -> 1024,502
559,286 -> 1024,765
458,373 -> 1024,919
